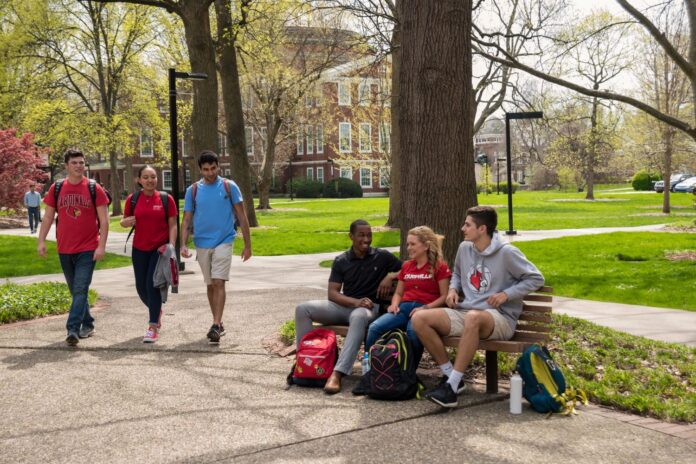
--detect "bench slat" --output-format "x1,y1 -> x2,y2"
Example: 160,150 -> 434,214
511,332 -> 549,342
522,303 -> 552,313
515,323 -> 553,333
518,312 -> 552,323
537,285 -> 554,293
524,294 -> 553,303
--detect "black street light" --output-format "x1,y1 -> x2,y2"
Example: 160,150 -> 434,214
496,155 -> 506,195
169,68 -> 207,270
505,111 -> 543,235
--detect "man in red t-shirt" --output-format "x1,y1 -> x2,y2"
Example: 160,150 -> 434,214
37,149 -> 109,346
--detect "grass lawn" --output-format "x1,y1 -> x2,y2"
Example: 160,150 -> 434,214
0,236 -> 131,278
516,232 -> 696,312
108,184 -> 694,256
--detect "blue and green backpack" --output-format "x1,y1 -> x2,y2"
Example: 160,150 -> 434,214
516,344 -> 587,415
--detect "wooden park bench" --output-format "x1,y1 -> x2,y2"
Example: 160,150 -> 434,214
316,286 -> 554,394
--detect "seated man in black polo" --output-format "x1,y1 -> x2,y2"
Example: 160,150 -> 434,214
295,219 -> 401,394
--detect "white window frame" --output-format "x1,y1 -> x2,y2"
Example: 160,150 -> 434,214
340,167 -> 352,180
379,123 -> 391,153
162,169 -> 172,191
339,122 -> 351,153
297,127 -> 304,155
306,125 -> 314,154
140,128 -> 153,157
317,167 -> 324,183
338,81 -> 351,106
224,168 -> 231,177
306,167 -> 313,179
360,167 -> 372,188
181,137 -> 187,158
316,124 -> 324,154
123,173 -> 127,192
219,133 -> 227,156
245,126 -> 253,156
359,122 -> 372,153
358,81 -> 370,106
379,167 -> 389,188
185,169 -> 191,185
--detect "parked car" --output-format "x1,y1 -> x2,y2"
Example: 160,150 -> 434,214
654,173 -> 693,193
673,176 -> 696,193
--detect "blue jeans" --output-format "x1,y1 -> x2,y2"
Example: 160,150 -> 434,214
59,251 -> 96,333
132,247 -> 162,325
365,301 -> 424,364
27,206 -> 40,232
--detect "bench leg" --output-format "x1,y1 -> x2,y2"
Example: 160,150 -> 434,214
485,350 -> 498,394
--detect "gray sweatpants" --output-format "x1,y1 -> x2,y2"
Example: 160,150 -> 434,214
295,300 -> 377,375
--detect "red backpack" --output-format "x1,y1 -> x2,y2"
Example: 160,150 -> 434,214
287,328 -> 338,388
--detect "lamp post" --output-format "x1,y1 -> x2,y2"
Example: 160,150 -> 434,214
288,158 -> 294,201
169,68 -> 208,270
505,111 -> 543,235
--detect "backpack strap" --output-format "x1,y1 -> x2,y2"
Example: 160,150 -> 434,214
221,177 -> 240,231
159,191 -> 169,222
124,191 -> 141,252
52,180 -> 64,228
87,179 -> 102,230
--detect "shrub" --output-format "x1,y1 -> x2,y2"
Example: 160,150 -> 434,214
279,320 -> 295,344
323,177 -> 363,198
496,182 -> 519,194
477,183 -> 493,194
632,170 -> 661,191
286,177 -> 324,198
0,282 -> 98,324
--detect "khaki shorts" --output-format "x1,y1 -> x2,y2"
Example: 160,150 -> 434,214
443,308 -> 514,341
196,242 -> 233,285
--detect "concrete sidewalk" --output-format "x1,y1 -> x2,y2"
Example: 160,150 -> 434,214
1,288 -> 695,464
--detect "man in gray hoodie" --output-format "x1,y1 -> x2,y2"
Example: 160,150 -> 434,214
412,206 -> 544,408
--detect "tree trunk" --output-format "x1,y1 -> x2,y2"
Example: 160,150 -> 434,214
109,149 -> 122,215
585,95 -> 599,200
399,0 -> 477,265
215,0 -> 258,226
662,127 -> 673,213
180,1 -> 219,180
256,123 -> 279,210
386,0 -> 402,228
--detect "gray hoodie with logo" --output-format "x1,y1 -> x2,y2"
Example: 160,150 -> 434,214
450,231 -> 544,331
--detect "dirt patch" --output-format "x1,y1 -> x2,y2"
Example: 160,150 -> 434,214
664,224 -> 696,232
548,199 -> 628,202
665,251 -> 696,262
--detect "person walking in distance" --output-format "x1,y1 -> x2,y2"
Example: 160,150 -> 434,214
24,184 -> 42,233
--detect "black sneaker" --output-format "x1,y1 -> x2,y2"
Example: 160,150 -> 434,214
438,375 -> 466,395
207,324 -> 222,344
66,332 -> 79,346
78,326 -> 95,339
425,382 -> 458,408
218,322 -> 226,337
351,374 -> 370,396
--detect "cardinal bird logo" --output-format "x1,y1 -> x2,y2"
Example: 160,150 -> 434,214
467,265 -> 490,293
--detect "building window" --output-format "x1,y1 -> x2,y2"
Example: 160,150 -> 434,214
245,126 -> 253,156
185,169 -> 191,185
379,167 -> 389,188
339,122 -> 351,153
224,168 -> 231,177
140,128 -> 153,157
162,170 -> 172,190
316,124 -> 324,154
306,167 -> 313,179
123,173 -> 127,192
358,81 -> 370,106
338,81 -> 351,106
219,133 -> 227,156
359,122 -> 372,153
317,167 -> 324,183
379,123 -> 391,153
297,127 -> 304,155
306,125 -> 314,154
360,167 -> 372,188
340,167 -> 352,179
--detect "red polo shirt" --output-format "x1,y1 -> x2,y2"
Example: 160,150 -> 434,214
398,259 -> 452,304
124,192 -> 177,251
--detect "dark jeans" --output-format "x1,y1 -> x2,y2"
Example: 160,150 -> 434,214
365,301 -> 424,364
59,251 -> 96,333
27,206 -> 40,231
132,247 -> 162,325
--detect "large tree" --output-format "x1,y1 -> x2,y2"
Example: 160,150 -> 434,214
399,0 -> 477,264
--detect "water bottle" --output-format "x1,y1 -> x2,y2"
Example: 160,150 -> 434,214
361,352 -> 370,375
510,373 -> 523,414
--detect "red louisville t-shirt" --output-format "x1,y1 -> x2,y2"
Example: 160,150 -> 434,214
124,192 -> 177,251
43,178 -> 109,254
398,259 -> 452,304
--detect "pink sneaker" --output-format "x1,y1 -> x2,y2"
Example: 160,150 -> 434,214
143,326 -> 159,343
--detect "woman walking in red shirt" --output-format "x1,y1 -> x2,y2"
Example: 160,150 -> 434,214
365,226 -> 451,361
121,166 -> 178,343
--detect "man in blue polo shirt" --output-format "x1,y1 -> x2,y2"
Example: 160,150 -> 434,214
181,151 -> 252,344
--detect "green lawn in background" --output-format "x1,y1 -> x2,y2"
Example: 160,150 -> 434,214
108,184 -> 694,256
0,236 -> 131,278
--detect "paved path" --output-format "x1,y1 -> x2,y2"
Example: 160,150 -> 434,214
4,223 -> 694,347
